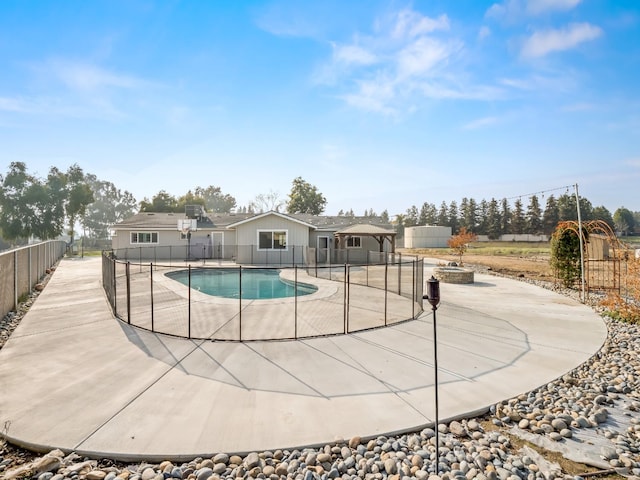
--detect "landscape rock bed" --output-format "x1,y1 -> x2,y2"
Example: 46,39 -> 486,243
1,264 -> 639,480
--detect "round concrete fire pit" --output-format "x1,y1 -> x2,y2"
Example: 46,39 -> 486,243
433,266 -> 474,284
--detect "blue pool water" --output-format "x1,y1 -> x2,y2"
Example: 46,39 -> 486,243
166,268 -> 318,300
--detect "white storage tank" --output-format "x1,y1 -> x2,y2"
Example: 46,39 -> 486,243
405,225 -> 452,248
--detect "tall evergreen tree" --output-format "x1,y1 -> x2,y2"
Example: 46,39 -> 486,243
542,195 -> 560,235
486,198 -> 502,240
511,198 -> 526,234
500,198 -> 511,235
437,201 -> 448,227
448,200 -> 459,233
419,202 -> 437,225
526,195 -> 543,234
477,199 -> 489,235
405,205 -> 419,226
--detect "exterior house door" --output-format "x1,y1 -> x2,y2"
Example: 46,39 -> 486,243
317,236 -> 330,263
211,232 -> 224,259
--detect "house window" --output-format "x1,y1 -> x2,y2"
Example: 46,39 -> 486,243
258,230 -> 287,250
346,236 -> 362,248
131,232 -> 158,244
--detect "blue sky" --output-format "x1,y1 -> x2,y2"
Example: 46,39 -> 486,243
0,0 -> 638,216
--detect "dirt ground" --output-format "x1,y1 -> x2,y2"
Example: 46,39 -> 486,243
405,250 -> 554,283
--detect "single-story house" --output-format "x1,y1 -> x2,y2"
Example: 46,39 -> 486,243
110,208 -> 397,265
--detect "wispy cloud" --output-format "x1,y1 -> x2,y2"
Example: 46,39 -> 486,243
311,7 -> 501,114
520,22 -> 603,58
41,59 -> 150,92
526,0 -> 582,15
478,26 -> 491,41
560,102 -> 595,112
486,0 -> 582,21
462,116 -> 499,129
626,157 -> 640,168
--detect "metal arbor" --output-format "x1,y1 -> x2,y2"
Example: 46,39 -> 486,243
553,220 -> 629,295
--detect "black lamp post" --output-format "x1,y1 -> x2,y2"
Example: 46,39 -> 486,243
424,275 -> 441,474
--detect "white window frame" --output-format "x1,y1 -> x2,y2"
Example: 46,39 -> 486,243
130,231 -> 159,244
257,229 -> 288,250
346,236 -> 362,248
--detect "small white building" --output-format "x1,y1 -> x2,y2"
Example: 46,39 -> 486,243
404,225 -> 452,248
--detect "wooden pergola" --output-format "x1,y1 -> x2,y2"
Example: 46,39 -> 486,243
334,224 -> 396,253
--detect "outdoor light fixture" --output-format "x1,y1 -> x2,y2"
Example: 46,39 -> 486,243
423,275 -> 441,474
426,275 -> 440,309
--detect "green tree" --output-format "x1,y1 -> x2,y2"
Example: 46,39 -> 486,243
511,198 -> 526,234
437,201 -> 448,226
0,162 -> 65,242
405,205 -> 419,227
286,177 -> 327,215
448,200 -> 459,233
550,224 -> 585,287
461,197 -> 478,232
542,195 -> 559,235
592,206 -> 614,230
380,210 -> 390,223
613,207 -> 635,236
83,175 -> 137,241
500,198 -> 511,235
419,202 -> 437,225
486,198 -> 502,240
64,164 -> 95,246
557,193 -> 594,222
526,195 -> 543,234
194,185 -> 237,213
140,190 -> 179,212
477,199 -> 489,235
176,190 -> 206,213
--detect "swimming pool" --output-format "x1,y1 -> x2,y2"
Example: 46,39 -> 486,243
166,268 -> 318,300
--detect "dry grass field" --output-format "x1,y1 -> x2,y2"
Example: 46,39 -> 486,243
401,241 -> 553,282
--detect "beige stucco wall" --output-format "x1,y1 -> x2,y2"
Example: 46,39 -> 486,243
232,214 -> 312,265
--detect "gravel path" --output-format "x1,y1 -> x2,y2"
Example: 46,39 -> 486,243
1,265 -> 639,480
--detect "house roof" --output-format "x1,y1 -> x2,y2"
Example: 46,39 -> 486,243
335,224 -> 396,235
225,211 -> 317,230
112,211 -> 394,232
112,212 -> 254,230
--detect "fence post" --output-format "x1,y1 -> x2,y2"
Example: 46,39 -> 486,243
384,262 -> 388,326
343,264 -> 348,334
188,264 -> 192,339
113,256 -> 117,315
13,251 -> 18,311
239,266 -> 243,341
150,263 -> 155,333
412,259 -> 416,318
346,265 -> 350,334
294,265 -> 298,339
126,262 -> 131,324
398,254 -> 402,295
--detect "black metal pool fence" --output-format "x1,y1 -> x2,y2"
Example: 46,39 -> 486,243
102,251 -> 424,341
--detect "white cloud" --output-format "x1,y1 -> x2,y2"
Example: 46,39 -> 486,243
486,0 -> 581,21
396,37 -> 453,78
526,0 -> 581,15
333,44 -> 377,66
390,9 -> 449,39
462,116 -> 499,130
521,23 -> 603,58
478,26 -> 491,41
0,97 -> 32,113
45,60 -> 148,92
485,0 -> 524,22
560,102 -> 595,112
313,7 -> 476,114
626,157 -> 640,168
